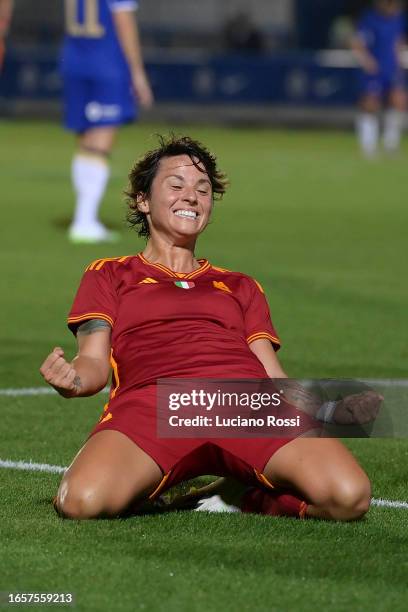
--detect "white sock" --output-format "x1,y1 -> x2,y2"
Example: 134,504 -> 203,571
71,153 -> 110,230
383,109 -> 403,152
356,113 -> 379,156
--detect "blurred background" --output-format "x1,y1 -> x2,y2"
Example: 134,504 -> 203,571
1,0 -> 401,126
1,5 -> 407,608
0,1 -> 407,383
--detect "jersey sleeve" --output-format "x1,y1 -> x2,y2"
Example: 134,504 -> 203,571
67,262 -> 118,335
108,0 -> 138,12
243,278 -> 281,351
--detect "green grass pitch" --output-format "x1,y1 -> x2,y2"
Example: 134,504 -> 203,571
0,120 -> 407,611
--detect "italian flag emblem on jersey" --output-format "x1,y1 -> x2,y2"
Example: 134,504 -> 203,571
174,281 -> 195,289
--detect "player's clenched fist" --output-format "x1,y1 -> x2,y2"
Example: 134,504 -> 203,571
40,347 -> 81,398
334,390 -> 383,425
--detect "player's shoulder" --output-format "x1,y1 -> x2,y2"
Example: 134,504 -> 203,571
210,264 -> 265,293
84,254 -> 137,273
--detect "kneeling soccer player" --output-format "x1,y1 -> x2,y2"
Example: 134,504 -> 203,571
40,135 -> 382,521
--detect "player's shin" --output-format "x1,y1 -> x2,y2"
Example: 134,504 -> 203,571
356,113 -> 379,156
70,152 -> 110,234
383,109 -> 403,152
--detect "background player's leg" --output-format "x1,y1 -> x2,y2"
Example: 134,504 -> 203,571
69,126 -> 118,243
56,430 -> 163,519
263,438 -> 371,521
383,87 -> 406,153
356,94 -> 381,157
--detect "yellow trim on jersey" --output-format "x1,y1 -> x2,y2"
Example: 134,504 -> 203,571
148,471 -> 172,500
299,501 -> 308,519
86,256 -> 130,271
137,253 -> 210,280
254,469 -> 275,490
254,279 -> 265,294
139,277 -> 159,284
211,265 -> 231,273
186,260 -> 211,279
68,312 -> 114,328
100,412 -> 113,424
138,253 -> 178,277
98,403 -> 110,423
110,350 -> 120,400
247,332 -> 281,346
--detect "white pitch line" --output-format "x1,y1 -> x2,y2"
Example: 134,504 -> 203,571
0,380 -> 407,397
359,379 -> 408,387
0,387 -> 57,396
0,459 -> 66,474
0,458 -> 407,511
370,497 -> 408,510
0,386 -> 109,397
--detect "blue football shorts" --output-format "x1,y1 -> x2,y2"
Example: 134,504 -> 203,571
359,68 -> 406,97
62,74 -> 137,132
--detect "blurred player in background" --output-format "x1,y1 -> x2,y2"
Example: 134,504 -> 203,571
352,0 -> 407,157
61,0 -> 153,243
0,0 -> 13,72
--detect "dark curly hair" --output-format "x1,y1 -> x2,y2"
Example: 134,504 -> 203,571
125,134 -> 229,238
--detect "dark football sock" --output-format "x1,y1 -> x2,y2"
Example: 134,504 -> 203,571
241,487 -> 308,519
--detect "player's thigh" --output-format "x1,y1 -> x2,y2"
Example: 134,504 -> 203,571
388,87 -> 407,111
62,74 -> 90,132
58,430 -> 163,512
80,125 -> 118,151
263,437 -> 370,506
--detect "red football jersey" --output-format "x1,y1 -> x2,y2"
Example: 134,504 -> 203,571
67,253 -> 281,397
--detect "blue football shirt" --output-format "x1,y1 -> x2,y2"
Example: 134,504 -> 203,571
357,8 -> 406,74
61,0 -> 138,79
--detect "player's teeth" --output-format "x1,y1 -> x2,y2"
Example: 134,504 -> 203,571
174,210 -> 197,218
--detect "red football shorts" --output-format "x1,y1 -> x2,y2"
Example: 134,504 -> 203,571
90,385 -> 291,496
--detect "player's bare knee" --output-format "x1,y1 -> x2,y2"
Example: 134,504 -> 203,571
390,90 -> 406,111
55,479 -> 105,520
360,96 -> 380,114
330,477 -> 371,521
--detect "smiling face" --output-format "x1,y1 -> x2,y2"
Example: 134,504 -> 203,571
138,154 -> 213,243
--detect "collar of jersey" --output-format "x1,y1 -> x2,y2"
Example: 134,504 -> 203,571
137,253 -> 211,279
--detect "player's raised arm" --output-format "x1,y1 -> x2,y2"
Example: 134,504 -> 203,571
250,338 -> 382,425
0,0 -> 13,69
249,338 -> 288,378
40,321 -> 111,398
112,6 -> 153,108
395,36 -> 407,68
351,32 -> 379,74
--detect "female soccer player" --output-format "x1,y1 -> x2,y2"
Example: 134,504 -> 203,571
40,136 -> 380,521
352,0 -> 407,156
61,0 -> 153,243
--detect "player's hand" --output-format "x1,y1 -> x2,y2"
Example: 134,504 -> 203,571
132,69 -> 154,108
39,347 -> 81,398
333,391 -> 383,425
